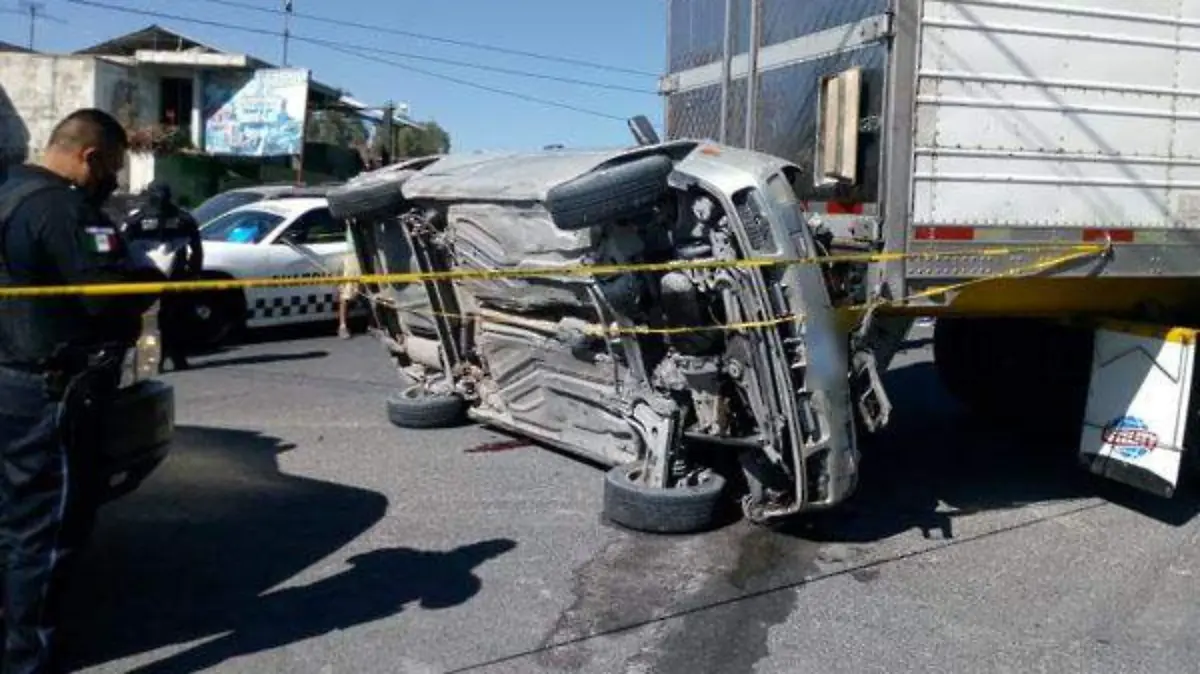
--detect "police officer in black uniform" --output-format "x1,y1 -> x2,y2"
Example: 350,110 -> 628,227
122,180 -> 203,371
0,108 -> 163,674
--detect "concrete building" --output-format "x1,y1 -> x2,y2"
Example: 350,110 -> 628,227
0,25 -> 344,192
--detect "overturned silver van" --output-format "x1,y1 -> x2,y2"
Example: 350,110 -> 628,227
329,140 -> 860,534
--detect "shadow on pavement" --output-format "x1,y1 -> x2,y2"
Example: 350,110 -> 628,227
236,313 -> 374,347
125,540 -> 516,674
186,349 -> 330,371
780,361 -> 1200,544
60,426 -> 402,671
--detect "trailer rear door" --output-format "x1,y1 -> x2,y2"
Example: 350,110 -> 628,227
907,0 -> 1200,279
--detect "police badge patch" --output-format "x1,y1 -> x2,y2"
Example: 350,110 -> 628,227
85,226 -> 118,253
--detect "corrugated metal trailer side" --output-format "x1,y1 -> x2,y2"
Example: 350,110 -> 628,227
902,0 -> 1200,285
664,0 -> 1200,316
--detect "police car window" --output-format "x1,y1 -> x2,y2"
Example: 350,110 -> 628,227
287,208 -> 344,244
192,191 -> 265,225
199,209 -> 285,244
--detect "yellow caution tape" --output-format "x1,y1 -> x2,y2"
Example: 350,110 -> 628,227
384,246 -> 1104,337
0,244 -> 1103,299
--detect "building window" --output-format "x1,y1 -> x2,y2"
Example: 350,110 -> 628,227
159,76 -> 193,132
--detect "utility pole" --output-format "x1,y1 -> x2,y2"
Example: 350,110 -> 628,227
281,0 -> 293,66
381,101 -> 394,166
16,1 -> 65,51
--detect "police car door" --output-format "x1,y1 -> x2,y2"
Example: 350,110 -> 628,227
265,206 -> 349,324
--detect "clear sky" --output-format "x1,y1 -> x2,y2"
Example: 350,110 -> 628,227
0,0 -> 667,152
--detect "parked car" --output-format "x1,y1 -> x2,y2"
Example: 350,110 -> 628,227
102,237 -> 180,503
147,197 -> 355,348
331,143 -> 856,535
190,182 -> 343,225
99,303 -> 175,502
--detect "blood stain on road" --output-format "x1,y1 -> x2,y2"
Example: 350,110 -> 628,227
465,439 -> 533,454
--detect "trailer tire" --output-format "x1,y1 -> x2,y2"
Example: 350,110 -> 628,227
328,166 -> 422,221
546,154 -> 673,231
934,317 -> 1091,425
386,383 -> 467,429
603,463 -> 726,534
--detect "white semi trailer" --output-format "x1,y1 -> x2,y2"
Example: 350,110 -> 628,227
661,0 -> 1200,497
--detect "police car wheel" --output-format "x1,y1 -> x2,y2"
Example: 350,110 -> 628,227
188,290 -> 244,348
386,383 -> 467,429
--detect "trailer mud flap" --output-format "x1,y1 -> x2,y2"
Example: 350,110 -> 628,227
1079,323 -> 1197,498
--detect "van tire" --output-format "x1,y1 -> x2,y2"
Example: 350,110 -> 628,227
603,463 -> 726,534
546,154 -> 674,231
386,383 -> 467,429
328,167 -> 421,221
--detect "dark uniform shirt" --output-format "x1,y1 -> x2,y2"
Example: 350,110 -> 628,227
123,200 -> 203,276
0,165 -> 161,368
123,204 -> 200,240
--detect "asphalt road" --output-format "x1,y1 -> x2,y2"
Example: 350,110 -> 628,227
62,322 -> 1200,674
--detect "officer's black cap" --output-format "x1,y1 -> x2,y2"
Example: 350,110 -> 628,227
146,180 -> 172,202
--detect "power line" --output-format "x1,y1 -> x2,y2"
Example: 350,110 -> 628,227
66,0 -> 631,122
186,0 -> 659,79
301,38 -> 654,95
67,0 -> 656,94
317,42 -> 627,121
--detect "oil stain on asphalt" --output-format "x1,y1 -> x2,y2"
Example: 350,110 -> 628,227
535,522 -> 832,674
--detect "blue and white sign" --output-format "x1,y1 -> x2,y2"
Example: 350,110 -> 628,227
203,68 -> 310,157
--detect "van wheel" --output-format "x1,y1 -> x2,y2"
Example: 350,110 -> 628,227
328,166 -> 422,221
545,154 -> 673,231
603,463 -> 726,534
386,382 -> 467,429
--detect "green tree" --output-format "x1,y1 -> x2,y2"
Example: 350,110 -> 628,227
306,110 -> 369,148
374,120 -> 452,160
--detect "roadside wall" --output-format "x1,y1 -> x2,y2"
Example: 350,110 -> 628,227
0,53 -> 98,165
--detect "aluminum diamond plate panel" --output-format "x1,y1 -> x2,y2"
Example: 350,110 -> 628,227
667,83 -> 723,142
668,0 -> 728,71
761,0 -> 890,47
754,44 -> 887,202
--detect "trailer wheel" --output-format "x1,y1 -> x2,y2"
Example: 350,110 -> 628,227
386,382 -> 467,429
934,317 -> 1091,425
546,154 -> 673,231
603,463 -> 726,534
328,166 -> 422,221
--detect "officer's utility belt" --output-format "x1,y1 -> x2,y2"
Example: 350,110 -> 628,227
1,343 -> 122,399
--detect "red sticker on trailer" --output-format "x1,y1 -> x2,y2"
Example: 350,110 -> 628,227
913,226 -> 975,241
1083,229 -> 1135,243
825,201 -> 864,215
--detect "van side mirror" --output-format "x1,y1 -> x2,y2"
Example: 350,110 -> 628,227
628,116 -> 661,146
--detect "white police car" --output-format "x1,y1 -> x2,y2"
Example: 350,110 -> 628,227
153,197 -> 356,347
